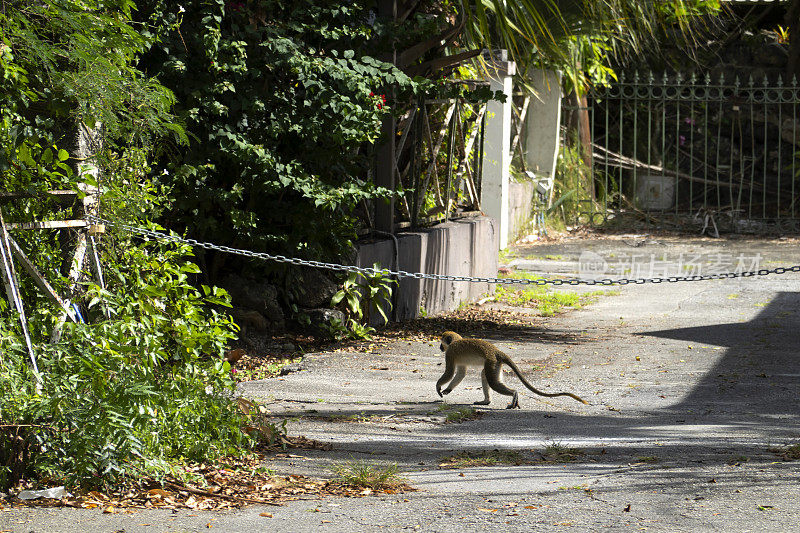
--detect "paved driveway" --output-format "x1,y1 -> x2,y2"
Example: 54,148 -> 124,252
4,236 -> 800,532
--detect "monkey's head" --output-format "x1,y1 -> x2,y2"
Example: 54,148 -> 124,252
439,331 -> 463,352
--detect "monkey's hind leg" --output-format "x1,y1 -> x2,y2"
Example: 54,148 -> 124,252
473,369 -> 491,405
485,362 -> 520,409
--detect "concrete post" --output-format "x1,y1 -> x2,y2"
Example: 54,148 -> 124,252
525,69 -> 562,201
481,50 -> 515,250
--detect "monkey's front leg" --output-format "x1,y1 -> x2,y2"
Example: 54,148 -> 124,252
441,366 -> 466,396
436,362 -> 456,397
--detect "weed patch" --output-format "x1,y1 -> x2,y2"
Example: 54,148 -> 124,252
541,442 -> 584,462
439,449 -> 528,468
445,406 -> 481,423
430,404 -> 482,424
771,443 -> 800,461
329,461 -> 407,491
494,272 -> 616,316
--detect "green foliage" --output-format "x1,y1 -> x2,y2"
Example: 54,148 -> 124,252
0,0 -> 248,492
549,142 -> 591,228
562,35 -> 618,97
0,0 -> 181,166
328,263 -> 397,340
655,0 -> 721,22
136,0 -> 429,267
0,237 -> 248,490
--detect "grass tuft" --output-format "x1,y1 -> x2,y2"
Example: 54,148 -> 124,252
772,443 -> 800,461
541,442 -> 584,462
439,449 -> 527,468
329,461 -> 406,490
494,272 -> 617,316
445,406 -> 481,423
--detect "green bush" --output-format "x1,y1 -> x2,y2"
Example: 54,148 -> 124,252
0,0 -> 257,492
0,236 -> 249,490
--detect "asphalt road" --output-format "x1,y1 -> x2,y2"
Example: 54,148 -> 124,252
3,235 -> 800,532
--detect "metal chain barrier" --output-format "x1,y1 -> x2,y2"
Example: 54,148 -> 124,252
88,216 -> 800,286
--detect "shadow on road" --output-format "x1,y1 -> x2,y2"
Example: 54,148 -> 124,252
271,293 -> 800,470
641,291 -> 800,416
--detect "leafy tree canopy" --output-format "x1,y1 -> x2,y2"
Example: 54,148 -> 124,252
137,0 -> 442,278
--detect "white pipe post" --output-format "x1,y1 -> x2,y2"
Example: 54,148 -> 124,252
480,50 -> 515,250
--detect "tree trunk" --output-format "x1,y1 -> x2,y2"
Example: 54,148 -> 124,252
375,0 -> 397,233
567,90 -> 594,201
787,0 -> 800,79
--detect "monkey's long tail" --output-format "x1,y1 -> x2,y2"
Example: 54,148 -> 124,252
505,359 -> 588,404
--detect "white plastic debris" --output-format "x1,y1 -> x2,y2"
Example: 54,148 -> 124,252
18,486 -> 70,500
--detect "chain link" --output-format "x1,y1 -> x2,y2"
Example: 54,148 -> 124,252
89,216 -> 800,286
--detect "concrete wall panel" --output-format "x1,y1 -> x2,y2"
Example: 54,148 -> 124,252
356,217 -> 497,321
508,178 -> 536,243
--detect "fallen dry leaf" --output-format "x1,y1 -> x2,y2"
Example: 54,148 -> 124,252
259,512 -> 273,518
11,445 -> 411,513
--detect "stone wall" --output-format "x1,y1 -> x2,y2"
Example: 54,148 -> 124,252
356,216 -> 497,322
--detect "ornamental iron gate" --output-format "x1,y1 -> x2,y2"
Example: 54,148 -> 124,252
582,72 -> 800,234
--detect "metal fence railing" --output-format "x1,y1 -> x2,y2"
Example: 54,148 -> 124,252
583,72 -> 800,234
365,84 -> 488,231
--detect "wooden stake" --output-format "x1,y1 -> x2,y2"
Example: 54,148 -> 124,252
7,237 -> 77,322
0,209 -> 39,375
50,231 -> 88,343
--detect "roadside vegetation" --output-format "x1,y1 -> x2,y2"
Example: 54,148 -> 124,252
542,442 -> 585,462
494,272 -> 618,316
0,0 -> 264,493
0,0 -> 728,505
439,443 -> 586,468
440,450 -> 529,468
771,443 -> 800,461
